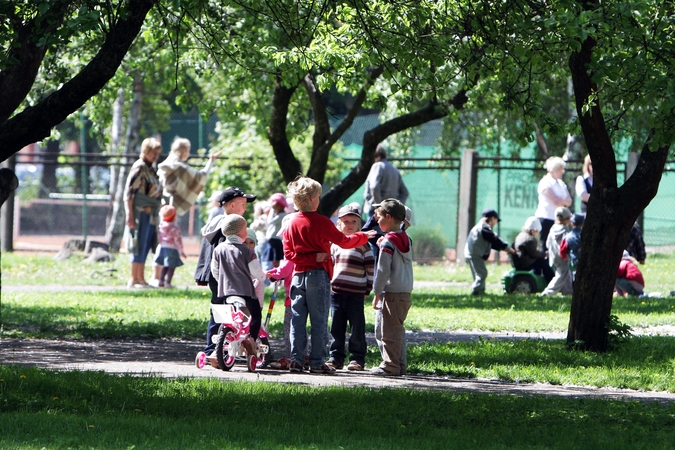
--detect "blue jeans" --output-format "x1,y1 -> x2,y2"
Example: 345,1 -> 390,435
329,293 -> 367,366
130,212 -> 156,263
290,269 -> 330,368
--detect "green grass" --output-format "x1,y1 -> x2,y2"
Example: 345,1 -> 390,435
407,337 -> 675,392
4,251 -> 675,392
0,251 -> 197,287
2,365 -> 675,449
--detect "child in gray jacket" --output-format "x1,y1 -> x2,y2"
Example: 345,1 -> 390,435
464,209 -> 515,295
371,199 -> 413,377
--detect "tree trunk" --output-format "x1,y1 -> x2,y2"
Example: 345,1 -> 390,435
566,25 -> 669,351
268,77 -> 302,182
105,88 -> 125,233
105,78 -> 144,252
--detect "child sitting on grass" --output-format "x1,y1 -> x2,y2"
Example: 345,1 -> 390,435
326,204 -> 375,372
541,207 -> 573,297
283,176 -> 376,374
616,250 -> 645,297
154,205 -> 186,288
210,214 -> 265,356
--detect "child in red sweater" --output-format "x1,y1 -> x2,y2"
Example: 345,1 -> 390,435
616,250 -> 645,296
283,177 -> 376,374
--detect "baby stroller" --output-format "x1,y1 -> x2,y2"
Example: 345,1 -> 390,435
195,296 -> 270,372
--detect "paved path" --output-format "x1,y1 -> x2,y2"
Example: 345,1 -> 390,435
4,281 -> 675,403
3,335 -> 675,404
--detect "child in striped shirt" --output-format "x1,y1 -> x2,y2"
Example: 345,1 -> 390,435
326,204 -> 375,371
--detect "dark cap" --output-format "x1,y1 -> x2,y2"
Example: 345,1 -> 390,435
216,187 -> 256,205
482,208 -> 501,222
572,213 -> 585,226
373,198 -> 406,221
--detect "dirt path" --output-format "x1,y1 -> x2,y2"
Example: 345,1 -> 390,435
3,335 -> 675,404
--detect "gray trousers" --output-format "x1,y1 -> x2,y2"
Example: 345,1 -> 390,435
541,257 -> 573,296
466,256 -> 488,295
375,304 -> 407,373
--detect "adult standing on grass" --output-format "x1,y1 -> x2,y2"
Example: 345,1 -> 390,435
157,137 -> 222,217
363,144 -> 409,261
575,154 -> 593,214
123,137 -> 163,288
534,156 -> 572,253
151,137 -> 222,285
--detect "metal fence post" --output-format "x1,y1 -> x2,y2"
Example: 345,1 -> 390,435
456,149 -> 478,265
1,155 -> 16,252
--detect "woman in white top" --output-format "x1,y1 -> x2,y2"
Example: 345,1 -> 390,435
534,156 -> 572,252
575,155 -> 593,214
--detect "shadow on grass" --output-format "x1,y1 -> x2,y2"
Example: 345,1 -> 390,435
3,365 -> 675,450
412,291 -> 675,315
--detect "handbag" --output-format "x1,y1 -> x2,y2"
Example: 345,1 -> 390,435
124,227 -> 138,254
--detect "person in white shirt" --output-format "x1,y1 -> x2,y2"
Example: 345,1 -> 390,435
534,156 -> 572,253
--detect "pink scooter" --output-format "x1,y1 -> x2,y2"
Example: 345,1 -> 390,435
195,296 -> 270,372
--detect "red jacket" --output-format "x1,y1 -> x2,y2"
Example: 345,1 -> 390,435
617,259 -> 645,286
283,211 -> 369,279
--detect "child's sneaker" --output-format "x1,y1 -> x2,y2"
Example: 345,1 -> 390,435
310,363 -> 336,375
269,357 -> 291,370
325,359 -> 343,370
290,360 -> 305,373
346,361 -> 364,371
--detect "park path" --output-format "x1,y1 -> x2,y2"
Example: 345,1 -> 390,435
3,281 -> 675,403
3,331 -> 675,404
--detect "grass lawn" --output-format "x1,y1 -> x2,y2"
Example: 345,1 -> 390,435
2,365 -> 675,449
3,250 -> 675,448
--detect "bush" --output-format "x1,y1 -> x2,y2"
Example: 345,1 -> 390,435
407,226 -> 447,261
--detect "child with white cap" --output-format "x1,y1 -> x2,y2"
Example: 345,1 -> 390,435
541,207 -> 573,296
326,204 -> 375,372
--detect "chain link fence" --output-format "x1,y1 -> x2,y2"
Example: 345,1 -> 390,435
5,117 -> 675,255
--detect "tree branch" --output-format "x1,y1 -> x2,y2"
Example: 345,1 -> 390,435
0,0 -> 158,163
318,89 -> 469,215
306,66 -> 384,182
268,75 -> 303,182
0,1 -> 70,122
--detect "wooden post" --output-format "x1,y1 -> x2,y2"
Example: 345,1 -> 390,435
456,149 -> 478,265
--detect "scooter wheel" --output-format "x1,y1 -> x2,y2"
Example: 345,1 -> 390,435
247,354 -> 257,372
195,351 -> 207,369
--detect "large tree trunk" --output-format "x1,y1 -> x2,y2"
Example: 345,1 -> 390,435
105,88 -> 125,232
566,26 -> 669,351
105,78 -> 144,252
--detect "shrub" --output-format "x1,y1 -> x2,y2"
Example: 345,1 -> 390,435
407,226 -> 447,261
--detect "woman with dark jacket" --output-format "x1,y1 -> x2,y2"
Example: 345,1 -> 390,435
513,216 -> 554,283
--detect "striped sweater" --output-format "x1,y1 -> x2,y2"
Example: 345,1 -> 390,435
330,243 -> 375,297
